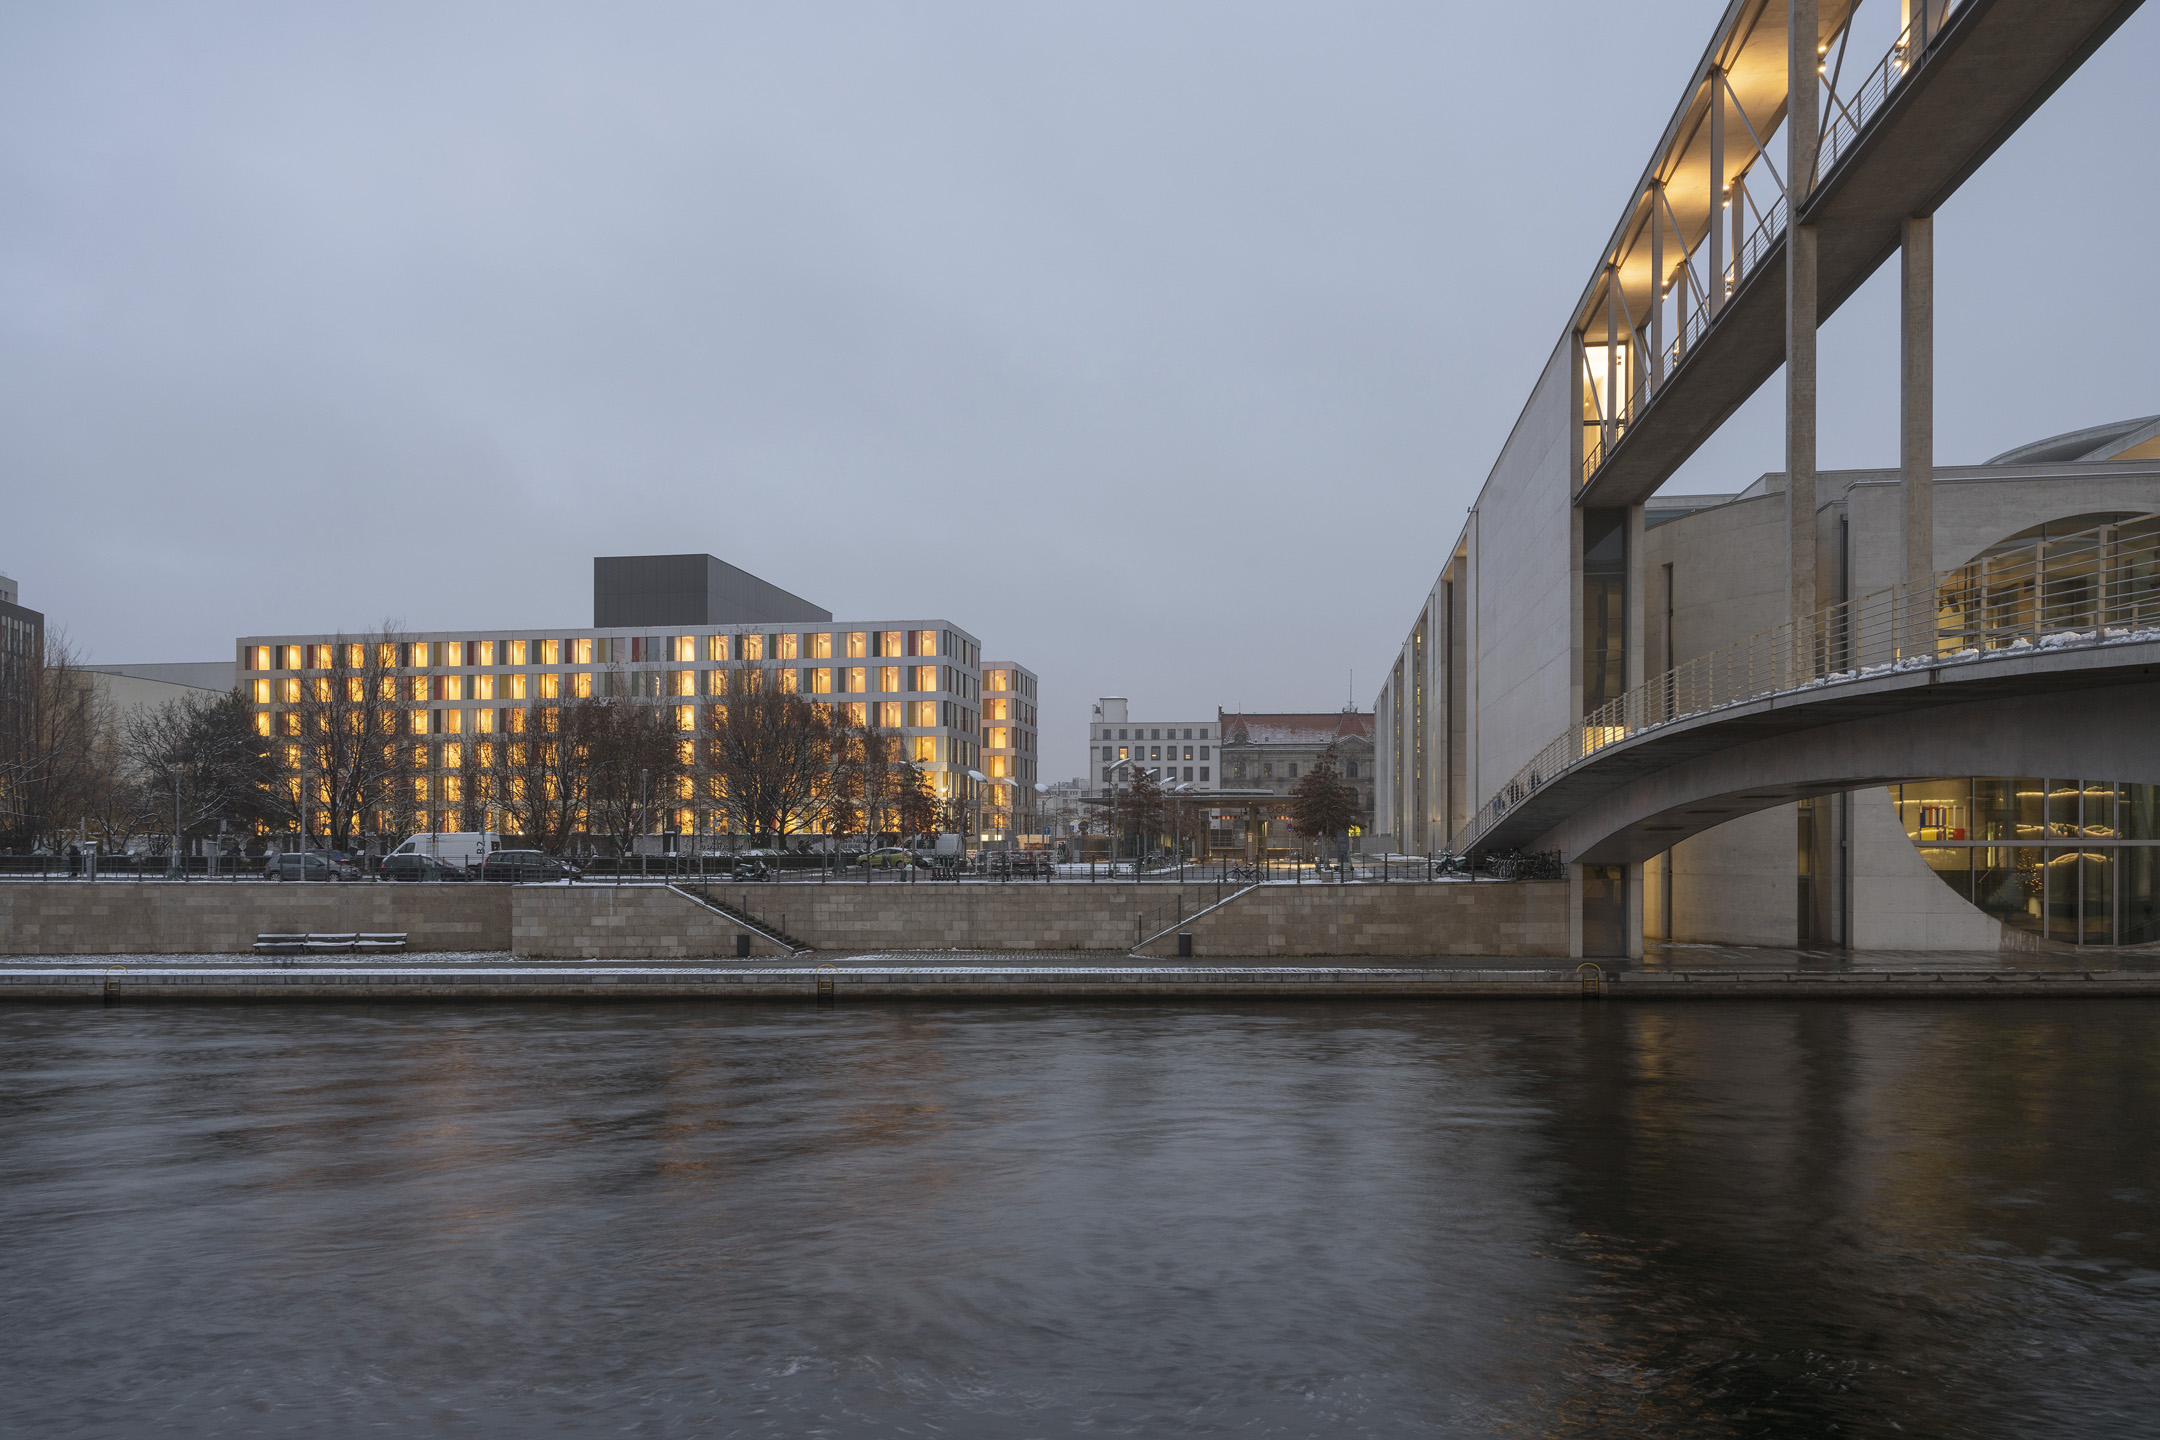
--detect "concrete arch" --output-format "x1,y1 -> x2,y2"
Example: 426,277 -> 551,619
1495,643 -> 2160,865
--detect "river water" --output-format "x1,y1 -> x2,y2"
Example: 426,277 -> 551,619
4,1000 -> 2158,1438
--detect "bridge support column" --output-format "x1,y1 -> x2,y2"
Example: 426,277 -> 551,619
1901,213 -> 1934,584
1626,862 -> 1645,960
1786,0 -> 1821,635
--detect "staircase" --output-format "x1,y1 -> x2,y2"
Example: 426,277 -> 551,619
672,884 -> 814,955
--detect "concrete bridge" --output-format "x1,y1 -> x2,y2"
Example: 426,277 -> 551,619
1466,636 -> 2160,864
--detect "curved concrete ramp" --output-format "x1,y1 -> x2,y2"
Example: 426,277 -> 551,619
1533,666 -> 2160,865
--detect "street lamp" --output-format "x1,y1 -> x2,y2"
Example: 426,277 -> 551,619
1105,758 -> 1130,872
965,768 -> 989,863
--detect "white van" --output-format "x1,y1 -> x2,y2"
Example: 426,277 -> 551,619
388,832 -> 501,871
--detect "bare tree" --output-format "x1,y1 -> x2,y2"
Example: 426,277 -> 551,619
501,705 -> 590,856
581,696 -> 690,856
0,633 -> 114,853
701,667 -> 835,845
125,689 -> 282,856
895,762 -> 940,843
272,626 -> 414,854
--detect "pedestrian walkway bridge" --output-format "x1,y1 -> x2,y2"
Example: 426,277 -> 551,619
1453,514 -> 2160,862
1573,0 -> 2145,506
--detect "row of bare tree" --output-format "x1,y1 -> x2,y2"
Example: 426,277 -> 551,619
0,637 -> 285,854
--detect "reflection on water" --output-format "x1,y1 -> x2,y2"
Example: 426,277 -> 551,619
3,1000 -> 2159,1437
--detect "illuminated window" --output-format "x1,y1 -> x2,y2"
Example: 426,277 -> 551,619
572,672 -> 592,698
845,632 -> 867,658
779,668 -> 799,693
444,675 -> 465,701
986,698 -> 1009,721
740,634 -> 764,661
251,679 -> 271,702
987,727 -> 1010,749
913,665 -> 937,692
507,673 -> 528,700
707,704 -> 728,728
467,674 -> 491,700
811,668 -> 832,693
540,707 -> 560,732
411,710 -> 429,735
671,635 -> 694,663
913,735 -> 938,763
254,712 -> 272,736
988,756 -> 1010,777
809,632 -> 832,659
776,633 -> 799,659
844,666 -> 865,693
535,639 -> 557,665
878,702 -> 903,728
677,706 -> 696,731
282,645 -> 302,670
475,708 -> 496,734
909,701 -> 936,727
1118,747 -> 1128,761
915,630 -> 938,656
508,640 -> 528,665
539,673 -> 561,699
508,708 -> 527,734
985,670 -> 1008,691
844,702 -> 867,726
878,666 -> 900,693
474,641 -> 493,666
666,670 -> 690,697
706,634 -> 728,662
442,742 -> 462,769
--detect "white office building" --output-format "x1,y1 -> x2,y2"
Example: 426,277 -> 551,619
1086,697 -> 1218,793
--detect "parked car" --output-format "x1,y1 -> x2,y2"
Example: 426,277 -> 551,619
379,853 -> 473,882
263,852 -> 360,882
856,847 -> 924,870
479,850 -> 581,882
988,851 -> 1053,876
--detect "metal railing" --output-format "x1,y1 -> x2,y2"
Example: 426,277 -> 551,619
1455,513 -> 2160,853
1817,2 -> 1964,181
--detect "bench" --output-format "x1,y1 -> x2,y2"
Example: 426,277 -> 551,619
252,932 -> 408,956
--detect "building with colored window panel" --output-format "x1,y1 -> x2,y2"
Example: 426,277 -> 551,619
236,555 -> 1024,845
977,664 -> 1040,848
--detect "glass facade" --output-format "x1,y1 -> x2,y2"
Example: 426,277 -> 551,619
1895,778 -> 2160,946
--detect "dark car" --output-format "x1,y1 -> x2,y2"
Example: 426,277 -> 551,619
479,850 -> 580,883
379,854 -> 472,882
263,852 -> 360,882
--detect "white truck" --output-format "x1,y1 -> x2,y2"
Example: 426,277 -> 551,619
388,832 -> 501,872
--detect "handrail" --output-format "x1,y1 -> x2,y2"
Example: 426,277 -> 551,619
1452,512 -> 2160,853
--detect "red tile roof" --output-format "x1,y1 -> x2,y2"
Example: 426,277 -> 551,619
1217,710 -> 1374,746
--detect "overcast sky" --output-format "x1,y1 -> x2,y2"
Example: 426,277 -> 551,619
4,1 -> 2155,778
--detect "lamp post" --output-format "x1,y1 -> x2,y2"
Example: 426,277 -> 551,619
965,768 -> 989,867
639,767 -> 649,879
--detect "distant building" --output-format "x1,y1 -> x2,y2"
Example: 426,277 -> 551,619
0,572 -> 42,689
1084,697 -> 1219,795
978,662 -> 1041,847
82,662 -> 238,729
1218,708 -> 1375,853
238,554 -> 1033,847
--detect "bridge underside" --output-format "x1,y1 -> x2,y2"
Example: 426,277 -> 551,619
1474,643 -> 2160,864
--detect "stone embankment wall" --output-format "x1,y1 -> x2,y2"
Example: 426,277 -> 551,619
0,879 -> 1569,958
0,881 -> 512,954
513,885 -> 793,959
1132,881 -> 1571,958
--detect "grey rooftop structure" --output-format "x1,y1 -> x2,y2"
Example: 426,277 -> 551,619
592,554 -> 831,629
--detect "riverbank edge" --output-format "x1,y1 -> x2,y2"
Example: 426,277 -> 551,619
8,965 -> 2160,1001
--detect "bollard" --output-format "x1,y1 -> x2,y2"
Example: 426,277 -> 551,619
1176,932 -> 1192,958
735,933 -> 751,958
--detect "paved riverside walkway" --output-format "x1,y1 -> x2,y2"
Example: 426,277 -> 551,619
5,947 -> 2158,1000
